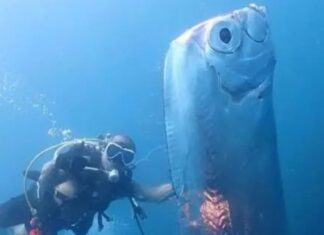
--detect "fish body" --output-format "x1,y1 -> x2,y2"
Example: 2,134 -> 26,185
164,4 -> 286,235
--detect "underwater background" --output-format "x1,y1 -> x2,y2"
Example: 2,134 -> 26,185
0,0 -> 322,235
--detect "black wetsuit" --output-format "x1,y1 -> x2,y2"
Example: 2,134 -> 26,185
0,173 -> 134,235
0,186 -> 35,230
0,142 -> 135,235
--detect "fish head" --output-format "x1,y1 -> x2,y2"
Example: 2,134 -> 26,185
186,4 -> 275,101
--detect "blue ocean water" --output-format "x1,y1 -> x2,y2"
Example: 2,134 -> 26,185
0,1 -> 323,235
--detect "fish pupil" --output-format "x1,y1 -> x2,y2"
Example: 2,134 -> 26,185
219,28 -> 231,44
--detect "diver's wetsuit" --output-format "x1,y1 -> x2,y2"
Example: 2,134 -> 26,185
0,184 -> 91,235
0,186 -> 34,229
0,170 -> 134,235
0,185 -> 65,234
0,142 -> 136,235
35,140 -> 135,233
0,139 -> 174,235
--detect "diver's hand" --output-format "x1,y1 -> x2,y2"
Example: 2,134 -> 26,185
55,141 -> 87,172
56,154 -> 88,173
69,155 -> 88,172
158,183 -> 175,200
133,182 -> 175,203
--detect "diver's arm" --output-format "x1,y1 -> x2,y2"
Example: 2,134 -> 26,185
37,148 -> 82,199
132,181 -> 175,203
37,160 -> 61,203
37,142 -> 88,201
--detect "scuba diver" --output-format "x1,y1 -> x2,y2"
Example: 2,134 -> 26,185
0,133 -> 174,235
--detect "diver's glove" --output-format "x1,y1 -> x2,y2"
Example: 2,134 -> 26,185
56,154 -> 88,173
55,141 -> 89,173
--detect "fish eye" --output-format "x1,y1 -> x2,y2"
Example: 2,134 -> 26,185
208,19 -> 241,54
219,28 -> 232,44
244,7 -> 268,42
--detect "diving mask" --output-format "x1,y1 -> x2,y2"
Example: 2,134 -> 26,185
104,142 -> 135,166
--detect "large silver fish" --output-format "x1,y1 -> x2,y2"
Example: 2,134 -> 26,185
164,4 -> 286,235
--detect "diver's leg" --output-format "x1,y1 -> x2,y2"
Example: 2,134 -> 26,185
0,193 -> 32,228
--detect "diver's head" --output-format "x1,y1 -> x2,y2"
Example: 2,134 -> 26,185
102,133 -> 136,170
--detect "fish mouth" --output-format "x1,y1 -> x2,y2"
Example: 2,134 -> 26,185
214,59 -> 275,102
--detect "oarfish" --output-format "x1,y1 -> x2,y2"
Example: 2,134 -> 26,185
163,4 -> 286,235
